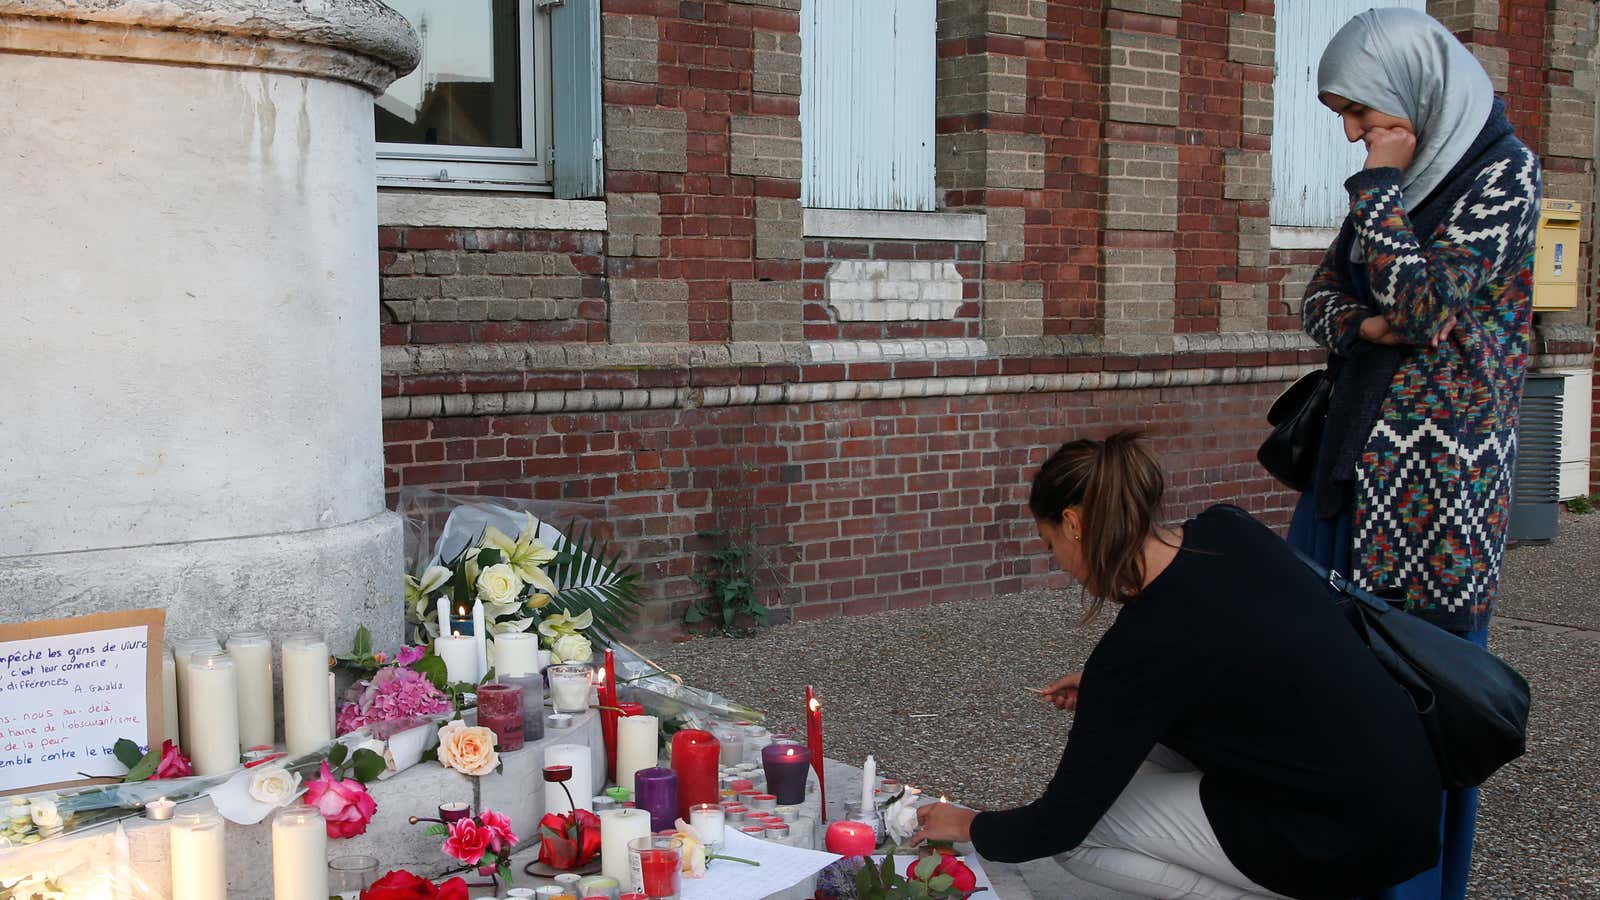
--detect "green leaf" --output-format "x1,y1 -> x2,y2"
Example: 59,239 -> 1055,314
881,854 -> 896,884
326,744 -> 349,768
426,824 -> 448,837
121,747 -> 161,782
352,626 -> 373,658
411,651 -> 451,692
683,604 -> 704,624
914,855 -> 940,881
542,521 -> 644,645
113,738 -> 145,770
927,874 -> 955,894
351,748 -> 388,783
478,548 -> 502,568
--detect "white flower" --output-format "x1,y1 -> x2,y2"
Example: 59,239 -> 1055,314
29,797 -> 61,831
672,819 -> 708,878
884,795 -> 920,845
551,633 -> 593,665
476,563 -> 523,606
247,765 -> 302,807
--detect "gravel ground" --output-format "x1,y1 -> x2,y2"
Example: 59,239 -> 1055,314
637,511 -> 1600,898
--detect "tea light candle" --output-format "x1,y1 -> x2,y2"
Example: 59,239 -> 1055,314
435,632 -> 479,686
599,807 -> 651,884
281,634 -> 333,755
225,632 -> 275,749
632,767 -> 679,832
750,793 -> 778,811
475,683 -> 525,752
272,806 -> 328,900
144,797 -> 176,820
826,820 -> 876,857
616,714 -> 660,794
185,651 -> 241,775
493,632 -> 541,677
160,647 -> 180,747
762,743 -> 811,805
688,803 -> 724,847
545,745 -> 595,814
439,802 -> 471,823
670,729 -> 720,820
548,664 -> 592,714
577,875 -> 622,900
172,637 -> 220,751
170,809 -> 227,900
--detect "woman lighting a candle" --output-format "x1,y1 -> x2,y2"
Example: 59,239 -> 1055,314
909,432 -> 1443,899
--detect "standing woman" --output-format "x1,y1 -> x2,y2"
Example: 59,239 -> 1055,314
1293,9 -> 1540,900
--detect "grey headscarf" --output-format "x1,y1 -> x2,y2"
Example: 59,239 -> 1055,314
1317,8 -> 1494,210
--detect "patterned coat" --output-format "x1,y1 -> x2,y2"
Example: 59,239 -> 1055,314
1302,144 -> 1541,633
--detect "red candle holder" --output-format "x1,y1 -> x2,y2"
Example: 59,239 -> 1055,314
629,835 -> 682,900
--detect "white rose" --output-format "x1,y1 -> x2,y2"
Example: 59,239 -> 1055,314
247,765 -> 302,807
884,796 -> 919,845
29,798 -> 61,831
551,633 -> 592,665
476,563 -> 524,607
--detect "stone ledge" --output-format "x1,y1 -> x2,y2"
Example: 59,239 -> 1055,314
803,208 -> 987,242
1270,225 -> 1340,251
378,192 -> 607,231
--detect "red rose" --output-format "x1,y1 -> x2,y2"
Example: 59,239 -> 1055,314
905,852 -> 979,897
443,818 -> 492,866
304,762 -> 378,839
537,810 -> 602,870
360,871 -> 470,900
152,740 -> 192,780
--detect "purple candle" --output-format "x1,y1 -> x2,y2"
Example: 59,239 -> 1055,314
633,767 -> 679,832
476,683 -> 525,752
761,743 -> 811,805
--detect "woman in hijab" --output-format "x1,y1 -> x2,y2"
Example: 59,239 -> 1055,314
1294,9 -> 1540,900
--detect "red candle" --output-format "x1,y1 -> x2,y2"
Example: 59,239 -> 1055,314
806,686 -> 826,821
633,840 -> 681,899
670,729 -> 720,821
599,649 -> 620,784
826,820 -> 877,856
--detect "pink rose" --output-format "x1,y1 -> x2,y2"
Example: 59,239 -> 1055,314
443,818 -> 491,866
305,762 -> 378,839
153,740 -> 193,779
480,810 -> 517,853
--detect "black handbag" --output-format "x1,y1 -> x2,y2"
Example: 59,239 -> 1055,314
1296,552 -> 1532,790
1257,368 -> 1331,492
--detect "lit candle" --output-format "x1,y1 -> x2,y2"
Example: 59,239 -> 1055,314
272,806 -> 328,900
598,649 -> 619,784
545,744 -> 595,814
225,632 -> 275,749
185,651 -> 241,776
471,599 -> 487,680
859,754 -> 876,821
599,808 -> 651,884
144,797 -> 176,821
632,767 -> 678,832
548,664 -> 592,714
435,632 -> 479,685
825,820 -> 876,857
670,729 -> 720,820
616,714 -> 660,794
762,743 -> 811,806
160,647 -> 179,747
281,633 -> 333,756
172,637 -> 220,751
688,803 -> 725,848
439,802 -> 471,823
492,632 -> 540,677
806,687 -> 826,820
170,809 -> 228,900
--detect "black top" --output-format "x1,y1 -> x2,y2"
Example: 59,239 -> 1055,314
969,505 -> 1442,899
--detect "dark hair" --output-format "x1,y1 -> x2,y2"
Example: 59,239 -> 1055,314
1028,430 -> 1166,615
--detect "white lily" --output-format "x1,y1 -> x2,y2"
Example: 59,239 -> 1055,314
537,609 -> 594,639
490,617 -> 536,635
482,513 -> 559,592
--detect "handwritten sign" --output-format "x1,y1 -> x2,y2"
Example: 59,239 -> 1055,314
0,609 -> 165,796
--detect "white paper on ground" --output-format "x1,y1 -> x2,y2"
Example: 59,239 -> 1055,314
679,829 -> 841,900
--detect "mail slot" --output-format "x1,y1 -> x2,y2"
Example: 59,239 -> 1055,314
1533,199 -> 1582,311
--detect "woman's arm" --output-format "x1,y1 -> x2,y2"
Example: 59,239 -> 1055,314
1302,243 -> 1370,353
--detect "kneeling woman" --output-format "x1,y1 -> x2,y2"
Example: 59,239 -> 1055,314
912,432 -> 1441,899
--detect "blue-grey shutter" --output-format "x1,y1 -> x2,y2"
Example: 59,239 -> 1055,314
551,0 -> 604,199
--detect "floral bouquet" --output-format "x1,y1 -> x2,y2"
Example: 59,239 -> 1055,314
335,639 -> 453,736
843,849 -> 981,900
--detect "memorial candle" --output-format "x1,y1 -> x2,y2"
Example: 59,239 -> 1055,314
272,806 -> 328,900
761,743 -> 811,806
858,754 -> 877,821
170,809 -> 228,900
172,637 -> 220,751
825,820 -> 876,857
629,835 -> 682,900
225,631 -> 275,749
599,807 -> 651,884
435,632 -> 479,686
599,648 -> 619,783
185,651 -> 241,775
160,647 -> 179,747
493,632 -> 540,677
475,683 -> 525,752
806,686 -> 826,820
498,673 -> 545,742
548,664 -> 592,713
670,729 -> 719,820
471,599 -> 487,680
688,803 -> 725,848
632,767 -> 678,832
615,714 -> 659,794
545,745 -> 595,814
282,634 -> 333,755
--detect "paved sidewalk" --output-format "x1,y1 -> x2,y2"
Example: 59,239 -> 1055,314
640,511 -> 1600,898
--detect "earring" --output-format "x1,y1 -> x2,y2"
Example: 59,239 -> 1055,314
1071,533 -> 1080,542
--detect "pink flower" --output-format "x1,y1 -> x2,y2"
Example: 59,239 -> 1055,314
443,818 -> 491,866
396,645 -> 427,667
305,762 -> 378,839
152,740 -> 192,779
480,810 -> 517,853
336,667 -> 451,735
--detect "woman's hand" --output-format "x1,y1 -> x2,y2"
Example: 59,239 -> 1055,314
1361,314 -> 1457,348
1362,126 -> 1417,171
1037,671 -> 1083,711
908,800 -> 977,847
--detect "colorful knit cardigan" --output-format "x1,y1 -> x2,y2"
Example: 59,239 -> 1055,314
1302,140 -> 1541,633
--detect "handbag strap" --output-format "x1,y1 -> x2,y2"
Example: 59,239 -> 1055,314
1213,504 -> 1392,615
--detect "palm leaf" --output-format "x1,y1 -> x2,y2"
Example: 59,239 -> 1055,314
544,521 -> 642,645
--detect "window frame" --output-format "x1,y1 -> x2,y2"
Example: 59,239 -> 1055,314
376,1 -> 555,192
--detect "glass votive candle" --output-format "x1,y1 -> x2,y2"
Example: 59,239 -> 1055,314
328,854 -> 379,900
688,802 -> 725,848
577,875 -> 622,900
629,835 -> 683,900
549,664 -> 593,714
476,683 -> 525,752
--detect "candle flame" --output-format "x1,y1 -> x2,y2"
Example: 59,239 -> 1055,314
451,630 -> 460,638
940,795 -> 949,804
808,697 -> 820,713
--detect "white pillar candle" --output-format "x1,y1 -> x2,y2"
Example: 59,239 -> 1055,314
598,807 -> 652,884
545,743 -> 594,815
435,634 -> 478,685
172,638 -> 220,752
859,754 -> 876,819
225,632 -> 275,749
689,803 -> 725,847
161,648 -> 179,747
471,599 -> 488,680
437,595 -> 449,639
170,809 -> 228,900
184,651 -> 241,776
493,632 -> 540,677
615,714 -> 660,794
272,806 -> 328,900
281,634 -> 332,756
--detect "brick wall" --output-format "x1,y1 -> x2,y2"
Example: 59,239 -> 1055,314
377,0 -> 1600,634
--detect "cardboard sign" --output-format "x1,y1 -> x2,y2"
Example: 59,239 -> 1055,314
0,609 -> 166,796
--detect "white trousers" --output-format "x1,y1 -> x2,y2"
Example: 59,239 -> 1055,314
1060,747 -> 1290,900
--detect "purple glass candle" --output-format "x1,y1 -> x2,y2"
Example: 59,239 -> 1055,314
761,743 -> 811,805
476,683 -> 525,752
633,767 -> 679,832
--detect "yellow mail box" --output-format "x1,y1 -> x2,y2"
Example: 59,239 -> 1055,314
1533,199 -> 1582,311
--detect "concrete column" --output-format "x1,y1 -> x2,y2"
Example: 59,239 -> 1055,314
0,1 -> 419,648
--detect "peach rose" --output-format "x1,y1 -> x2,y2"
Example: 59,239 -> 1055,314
436,720 -> 499,777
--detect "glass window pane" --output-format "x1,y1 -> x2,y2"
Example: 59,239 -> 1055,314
376,0 -> 522,150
